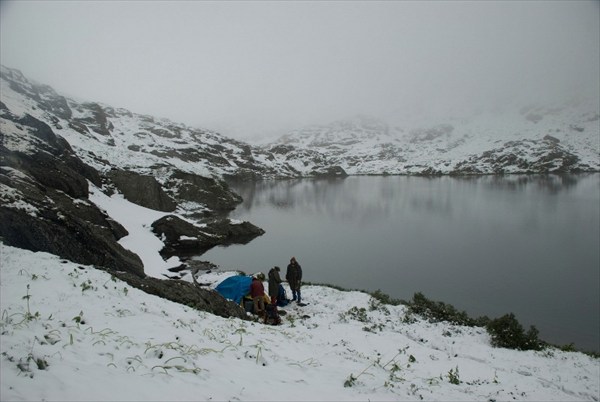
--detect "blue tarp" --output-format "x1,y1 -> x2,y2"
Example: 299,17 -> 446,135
215,275 -> 253,304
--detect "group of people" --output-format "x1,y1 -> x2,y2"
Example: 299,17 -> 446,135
249,256 -> 303,319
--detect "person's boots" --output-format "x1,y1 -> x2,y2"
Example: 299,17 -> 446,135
297,289 -> 302,304
291,290 -> 297,301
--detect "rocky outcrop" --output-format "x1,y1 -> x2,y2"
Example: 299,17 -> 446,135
0,112 -> 144,276
107,169 -> 177,212
109,269 -> 248,320
311,165 -> 348,177
151,215 -> 265,257
72,102 -> 114,137
164,171 -> 242,213
451,138 -> 583,175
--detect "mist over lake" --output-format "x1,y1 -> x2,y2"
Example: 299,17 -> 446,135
201,174 -> 600,352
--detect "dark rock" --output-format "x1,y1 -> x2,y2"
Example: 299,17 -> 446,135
152,215 -> 264,258
0,207 -> 144,276
0,113 -> 143,276
109,270 -> 248,320
203,218 -> 266,244
268,144 -> 296,155
182,259 -> 217,272
107,169 -> 177,212
73,102 -> 113,137
151,215 -> 217,255
418,167 -> 443,176
311,165 -> 348,178
165,170 -> 242,211
0,171 -> 144,276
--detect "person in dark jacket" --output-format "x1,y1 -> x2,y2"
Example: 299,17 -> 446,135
286,256 -> 302,303
268,266 -> 282,304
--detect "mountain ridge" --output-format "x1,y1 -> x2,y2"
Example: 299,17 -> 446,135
262,103 -> 599,175
2,64 -> 598,179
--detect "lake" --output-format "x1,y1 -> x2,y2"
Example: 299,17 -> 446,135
200,174 -> 600,352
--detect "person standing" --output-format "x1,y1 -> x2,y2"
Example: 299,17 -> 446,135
286,256 -> 303,303
268,266 -> 282,305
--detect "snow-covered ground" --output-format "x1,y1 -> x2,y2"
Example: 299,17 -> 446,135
2,191 -> 599,401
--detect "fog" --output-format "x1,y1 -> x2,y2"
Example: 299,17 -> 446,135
1,1 -> 598,141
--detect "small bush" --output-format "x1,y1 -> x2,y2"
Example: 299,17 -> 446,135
370,289 -> 402,306
447,366 -> 461,385
486,313 -> 543,351
340,306 -> 369,323
406,292 -> 477,327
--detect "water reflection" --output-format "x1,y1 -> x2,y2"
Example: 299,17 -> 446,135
230,174 -> 591,225
208,174 -> 599,352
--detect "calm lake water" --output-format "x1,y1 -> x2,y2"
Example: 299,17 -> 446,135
200,174 -> 600,352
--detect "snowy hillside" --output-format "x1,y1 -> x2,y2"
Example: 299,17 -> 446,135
2,242 -> 599,402
265,105 -> 599,175
0,65 -> 294,180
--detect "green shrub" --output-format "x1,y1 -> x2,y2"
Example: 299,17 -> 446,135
406,292 -> 477,327
486,313 -> 543,351
369,289 -> 403,306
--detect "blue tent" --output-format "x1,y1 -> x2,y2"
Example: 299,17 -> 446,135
215,275 -> 253,304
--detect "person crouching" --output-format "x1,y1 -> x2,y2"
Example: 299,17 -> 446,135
250,274 -> 266,317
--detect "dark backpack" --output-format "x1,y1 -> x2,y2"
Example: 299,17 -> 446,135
277,284 -> 289,307
264,304 -> 281,325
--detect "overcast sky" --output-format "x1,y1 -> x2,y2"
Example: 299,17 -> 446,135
1,1 -> 598,141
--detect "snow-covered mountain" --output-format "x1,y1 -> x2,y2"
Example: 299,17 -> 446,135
264,106 -> 599,175
0,65 -> 300,181
2,65 -> 598,180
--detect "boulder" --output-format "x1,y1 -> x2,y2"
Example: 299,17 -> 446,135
152,215 -> 265,257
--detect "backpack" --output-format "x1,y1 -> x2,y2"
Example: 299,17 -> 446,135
264,303 -> 281,325
277,284 -> 290,307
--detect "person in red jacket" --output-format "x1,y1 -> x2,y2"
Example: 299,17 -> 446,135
250,275 -> 266,316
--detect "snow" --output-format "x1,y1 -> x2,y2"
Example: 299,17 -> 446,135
87,184 -> 182,279
270,101 -> 599,176
0,183 -> 39,216
2,192 -> 599,402
0,118 -> 38,155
